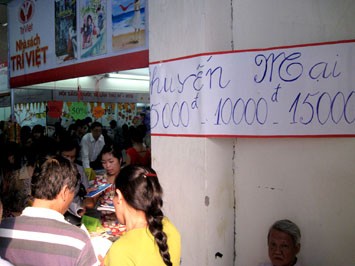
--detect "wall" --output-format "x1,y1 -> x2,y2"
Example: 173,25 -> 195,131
149,0 -> 355,266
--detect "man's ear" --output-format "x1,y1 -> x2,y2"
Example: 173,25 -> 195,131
61,185 -> 72,201
295,243 -> 301,254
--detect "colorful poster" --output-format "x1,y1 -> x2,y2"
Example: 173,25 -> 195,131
111,0 -> 146,51
55,0 -> 78,63
8,0 -> 148,87
47,101 -> 64,118
93,104 -> 105,118
79,0 -> 107,59
70,101 -> 88,119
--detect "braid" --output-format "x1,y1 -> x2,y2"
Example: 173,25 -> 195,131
116,166 -> 173,266
147,211 -> 172,266
145,174 -> 172,266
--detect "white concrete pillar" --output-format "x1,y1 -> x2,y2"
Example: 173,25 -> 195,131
149,1 -> 355,265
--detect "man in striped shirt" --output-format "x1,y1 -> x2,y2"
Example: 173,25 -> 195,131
0,156 -> 98,266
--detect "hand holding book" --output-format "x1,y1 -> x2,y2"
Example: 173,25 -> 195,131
85,183 -> 112,198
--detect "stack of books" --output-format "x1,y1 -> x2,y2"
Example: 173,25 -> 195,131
97,203 -> 115,212
85,183 -> 112,198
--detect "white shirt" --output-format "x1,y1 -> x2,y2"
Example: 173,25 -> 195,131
22,207 -> 68,223
259,260 -> 302,266
0,257 -> 13,266
80,133 -> 105,169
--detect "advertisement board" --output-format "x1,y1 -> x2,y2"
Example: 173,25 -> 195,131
8,0 -> 148,87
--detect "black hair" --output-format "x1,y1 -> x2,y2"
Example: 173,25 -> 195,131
31,155 -> 78,200
129,126 -> 145,144
109,120 -> 117,127
100,144 -> 123,162
58,137 -> 80,154
115,165 -> 172,266
32,124 -> 44,134
90,121 -> 103,130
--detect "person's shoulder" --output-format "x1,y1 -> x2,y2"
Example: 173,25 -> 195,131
99,134 -> 105,142
163,217 -> 180,237
105,239 -> 135,266
0,257 -> 13,266
81,133 -> 90,141
126,147 -> 136,154
45,218 -> 91,243
0,216 -> 17,228
14,213 -> 89,240
163,217 -> 177,228
108,232 -> 135,255
295,261 -> 303,266
258,263 -> 272,266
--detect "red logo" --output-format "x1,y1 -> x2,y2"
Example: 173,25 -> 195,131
18,0 -> 35,24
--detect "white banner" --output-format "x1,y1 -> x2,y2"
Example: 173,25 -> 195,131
0,64 -> 8,92
150,40 -> 355,137
53,90 -> 149,103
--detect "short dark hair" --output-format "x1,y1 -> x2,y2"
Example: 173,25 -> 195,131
90,121 -> 103,130
75,119 -> 85,128
58,137 -> 80,154
32,124 -> 44,134
109,120 -> 117,127
31,155 -> 78,200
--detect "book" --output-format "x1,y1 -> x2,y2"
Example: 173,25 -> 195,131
97,204 -> 115,212
85,183 -> 112,198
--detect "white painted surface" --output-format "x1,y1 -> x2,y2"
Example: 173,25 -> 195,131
150,0 -> 355,265
235,138 -> 355,266
17,68 -> 150,93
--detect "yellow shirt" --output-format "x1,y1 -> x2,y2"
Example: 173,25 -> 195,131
105,217 -> 181,266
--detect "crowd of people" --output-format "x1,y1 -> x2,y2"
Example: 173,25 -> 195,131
0,116 -> 152,218
0,116 -> 304,266
0,116 -> 181,266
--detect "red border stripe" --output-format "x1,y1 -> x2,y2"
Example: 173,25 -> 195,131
10,50 -> 149,88
151,133 -> 355,138
150,39 -> 355,65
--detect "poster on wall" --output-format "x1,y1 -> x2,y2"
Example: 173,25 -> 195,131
8,0 -> 148,88
111,0 -> 146,51
14,100 -> 146,129
150,40 -> 355,137
55,0 -> 78,63
79,0 -> 107,59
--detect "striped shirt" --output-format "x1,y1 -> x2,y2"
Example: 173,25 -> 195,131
0,207 -> 98,266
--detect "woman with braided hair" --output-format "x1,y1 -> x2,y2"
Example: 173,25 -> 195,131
104,165 -> 181,266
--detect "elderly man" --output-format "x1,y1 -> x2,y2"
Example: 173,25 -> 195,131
260,219 -> 302,266
80,121 -> 105,170
0,156 -> 98,266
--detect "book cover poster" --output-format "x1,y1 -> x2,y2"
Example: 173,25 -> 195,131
79,0 -> 107,59
55,0 -> 77,63
111,0 -> 146,51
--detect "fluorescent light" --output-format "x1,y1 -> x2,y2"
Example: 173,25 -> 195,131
108,73 -> 149,81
